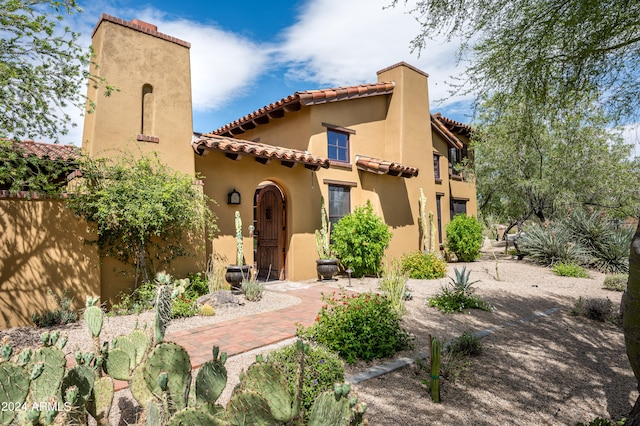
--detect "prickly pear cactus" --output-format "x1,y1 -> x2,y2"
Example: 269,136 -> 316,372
307,390 -> 352,426
225,391 -> 273,426
87,376 -> 114,426
167,407 -> 222,426
129,329 -> 150,365
104,347 -> 132,381
195,348 -> 227,406
61,364 -> 95,408
0,362 -> 30,425
112,335 -> 137,370
27,345 -> 66,405
84,297 -> 103,339
236,362 -> 293,423
144,342 -> 192,412
130,365 -> 157,409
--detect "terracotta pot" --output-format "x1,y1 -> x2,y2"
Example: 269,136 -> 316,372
316,259 -> 339,281
225,265 -> 252,292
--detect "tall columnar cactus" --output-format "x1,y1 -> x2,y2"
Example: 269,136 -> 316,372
315,196 -> 332,259
429,211 -> 436,252
430,336 -> 441,403
155,285 -> 172,344
419,189 -> 429,253
235,211 -> 243,266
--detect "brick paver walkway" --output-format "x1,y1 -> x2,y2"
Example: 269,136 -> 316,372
113,281 -> 337,391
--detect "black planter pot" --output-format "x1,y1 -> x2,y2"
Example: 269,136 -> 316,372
316,259 -> 339,281
225,265 -> 252,292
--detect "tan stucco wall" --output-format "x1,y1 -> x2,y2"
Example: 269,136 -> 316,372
0,199 -> 101,328
82,19 -> 195,176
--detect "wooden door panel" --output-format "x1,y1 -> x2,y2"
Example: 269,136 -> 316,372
256,185 -> 284,280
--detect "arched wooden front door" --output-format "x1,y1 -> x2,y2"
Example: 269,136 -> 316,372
256,184 -> 285,280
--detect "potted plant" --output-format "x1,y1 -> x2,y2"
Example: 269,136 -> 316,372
315,197 -> 339,280
225,211 -> 252,291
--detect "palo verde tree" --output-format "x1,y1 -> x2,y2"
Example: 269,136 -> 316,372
67,153 -> 217,286
0,0 -> 115,141
391,0 -> 640,421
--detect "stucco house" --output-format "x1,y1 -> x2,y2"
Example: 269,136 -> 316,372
82,14 -> 476,291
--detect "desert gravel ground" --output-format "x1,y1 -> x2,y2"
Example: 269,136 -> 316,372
1,242 -> 637,425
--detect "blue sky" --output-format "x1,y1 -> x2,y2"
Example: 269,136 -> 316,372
58,0 -> 474,145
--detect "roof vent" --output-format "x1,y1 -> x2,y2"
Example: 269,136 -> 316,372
130,19 -> 157,32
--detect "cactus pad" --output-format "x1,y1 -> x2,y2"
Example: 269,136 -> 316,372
128,329 -> 150,365
130,365 -> 156,409
61,364 -> 95,407
308,390 -> 352,426
225,391 -> 273,426
144,342 -> 192,412
0,362 -> 30,425
104,347 -> 132,381
195,359 -> 227,405
236,362 -> 293,423
112,335 -> 137,370
84,305 -> 103,338
87,376 -> 114,425
167,407 -> 222,426
28,346 -> 66,405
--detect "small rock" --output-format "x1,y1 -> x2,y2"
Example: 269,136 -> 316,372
196,290 -> 241,308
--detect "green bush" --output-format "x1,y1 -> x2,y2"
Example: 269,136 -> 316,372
570,297 -> 620,324
428,267 -> 492,313
31,290 -> 78,327
552,262 -> 591,278
185,273 -> 210,299
241,278 -> 264,302
170,295 -> 198,318
301,292 -> 412,364
400,251 -> 447,279
447,331 -> 483,357
330,201 -> 392,277
266,343 -> 345,414
603,274 -> 628,292
445,214 -> 483,262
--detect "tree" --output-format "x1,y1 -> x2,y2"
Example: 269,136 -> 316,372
67,153 -> 218,286
392,0 -> 640,421
473,92 -> 640,229
0,0 -> 113,141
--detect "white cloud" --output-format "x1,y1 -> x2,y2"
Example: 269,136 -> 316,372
276,0 -> 470,106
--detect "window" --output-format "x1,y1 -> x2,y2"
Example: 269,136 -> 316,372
433,154 -> 441,181
451,199 -> 467,219
141,84 -> 154,135
328,185 -> 351,231
327,130 -> 349,163
448,146 -> 468,178
436,194 -> 443,245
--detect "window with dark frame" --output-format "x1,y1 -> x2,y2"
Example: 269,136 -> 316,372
327,129 -> 349,163
448,145 -> 468,177
433,154 -> 441,181
450,199 -> 467,220
328,185 -> 351,231
436,194 -> 443,245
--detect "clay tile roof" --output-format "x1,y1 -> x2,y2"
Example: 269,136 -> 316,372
355,155 -> 419,178
431,114 -> 472,149
8,140 -> 79,162
192,134 -> 330,170
212,82 -> 395,137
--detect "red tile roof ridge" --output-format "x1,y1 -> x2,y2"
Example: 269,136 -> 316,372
211,82 -> 394,136
355,154 -> 419,178
432,113 -> 472,135
93,14 -> 191,49
2,139 -> 80,161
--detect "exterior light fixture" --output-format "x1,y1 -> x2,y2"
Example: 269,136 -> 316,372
227,189 -> 241,205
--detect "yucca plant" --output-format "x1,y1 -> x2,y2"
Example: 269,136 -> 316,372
520,223 -> 589,266
449,266 -> 480,296
590,225 -> 634,274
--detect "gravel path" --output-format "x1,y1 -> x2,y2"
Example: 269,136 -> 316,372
1,243 -> 637,425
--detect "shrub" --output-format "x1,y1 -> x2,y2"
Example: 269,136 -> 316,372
266,342 -> 345,413
379,260 -> 409,315
521,222 -> 589,266
576,417 -> 626,426
570,297 -> 620,324
428,267 -> 492,313
241,278 -> 264,302
31,290 -> 78,327
552,262 -> 591,278
445,214 -> 483,262
185,273 -> 210,299
588,225 -> 634,274
170,295 -> 198,318
400,251 -> 447,279
330,201 -> 392,277
603,274 -> 628,292
301,292 -> 412,364
447,331 -> 483,357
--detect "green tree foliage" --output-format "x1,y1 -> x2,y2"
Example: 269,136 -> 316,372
330,200 -> 392,277
445,214 -> 483,262
473,93 -> 640,226
67,153 -> 217,285
0,140 -> 77,195
0,0 -> 114,141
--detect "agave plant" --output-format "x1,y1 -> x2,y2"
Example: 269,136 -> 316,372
448,266 -> 480,296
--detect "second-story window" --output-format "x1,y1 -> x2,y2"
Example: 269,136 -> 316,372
448,146 -> 468,177
327,129 -> 349,163
433,154 -> 441,181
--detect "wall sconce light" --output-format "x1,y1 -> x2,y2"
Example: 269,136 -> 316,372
227,188 -> 241,205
